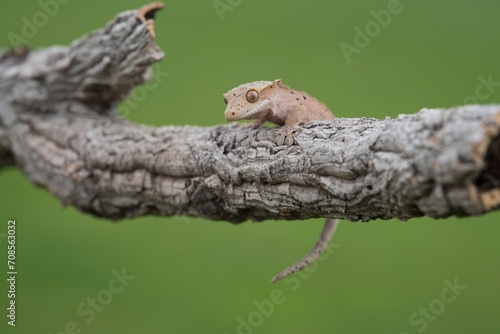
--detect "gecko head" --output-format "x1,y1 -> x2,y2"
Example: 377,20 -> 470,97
223,80 -> 283,122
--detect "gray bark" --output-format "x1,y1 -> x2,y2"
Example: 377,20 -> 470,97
1,4 -> 499,223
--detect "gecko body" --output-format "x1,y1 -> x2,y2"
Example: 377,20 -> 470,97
224,79 -> 334,145
223,79 -> 339,282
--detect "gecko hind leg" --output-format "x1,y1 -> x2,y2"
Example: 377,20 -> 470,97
270,218 -> 339,283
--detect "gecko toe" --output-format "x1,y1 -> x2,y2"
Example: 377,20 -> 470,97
276,127 -> 295,146
276,131 -> 285,146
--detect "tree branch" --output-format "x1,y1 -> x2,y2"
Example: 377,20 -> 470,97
1,3 -> 499,223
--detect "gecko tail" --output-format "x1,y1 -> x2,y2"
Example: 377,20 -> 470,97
270,218 -> 339,283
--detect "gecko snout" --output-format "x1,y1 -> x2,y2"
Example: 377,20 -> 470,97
223,108 -> 235,121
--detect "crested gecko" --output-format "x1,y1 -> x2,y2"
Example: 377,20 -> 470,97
223,79 -> 339,283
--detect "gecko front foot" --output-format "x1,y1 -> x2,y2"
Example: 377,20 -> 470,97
276,126 -> 295,146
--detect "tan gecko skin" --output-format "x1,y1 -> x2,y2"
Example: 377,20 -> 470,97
223,79 -> 339,283
223,79 -> 334,145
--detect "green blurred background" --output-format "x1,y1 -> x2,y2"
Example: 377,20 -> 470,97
1,1 -> 500,333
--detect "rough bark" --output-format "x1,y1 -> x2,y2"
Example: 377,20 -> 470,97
1,3 -> 499,223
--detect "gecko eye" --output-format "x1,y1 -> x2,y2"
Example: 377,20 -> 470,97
246,89 -> 259,103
